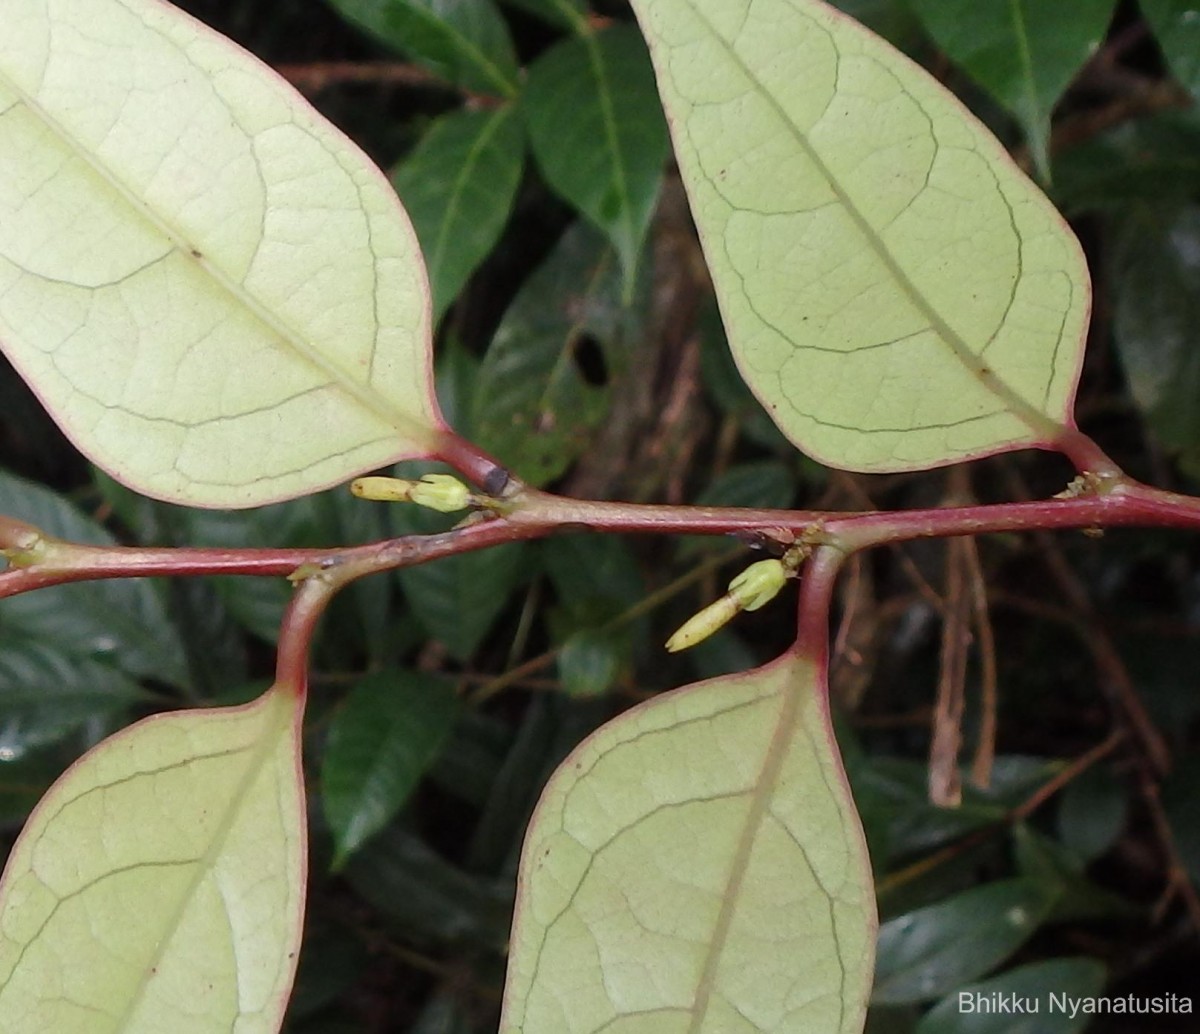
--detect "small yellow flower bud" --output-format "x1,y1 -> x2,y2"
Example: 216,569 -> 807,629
665,594 -> 741,653
664,558 -> 791,653
350,476 -> 416,502
350,474 -> 472,513
409,474 -> 472,513
727,558 -> 787,611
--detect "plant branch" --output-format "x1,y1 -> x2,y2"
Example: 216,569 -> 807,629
7,473 -> 1200,599
795,545 -> 844,666
275,575 -> 338,699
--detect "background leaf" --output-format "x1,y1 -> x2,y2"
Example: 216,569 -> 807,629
1056,765 -> 1128,863
389,467 -> 529,661
325,0 -> 520,96
0,685 -> 306,1033
1109,204 -> 1200,464
0,0 -> 441,506
0,637 -> 143,758
1053,111 -> 1200,213
471,223 -> 643,486
500,0 -> 587,32
523,24 -> 670,285
392,105 -> 525,323
1141,0 -> 1200,100
873,879 -> 1057,1004
500,654 -> 875,1034
631,0 -> 1090,473
322,669 -> 460,866
0,469 -> 188,688
909,0 -> 1115,181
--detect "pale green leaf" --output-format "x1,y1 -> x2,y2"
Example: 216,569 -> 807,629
501,654 -> 875,1034
630,0 -> 1091,473
326,0 -> 520,97
392,105 -> 525,323
322,670 -> 460,866
524,25 -> 670,286
910,0 -> 1114,181
0,684 -> 306,1033
0,0 -> 442,507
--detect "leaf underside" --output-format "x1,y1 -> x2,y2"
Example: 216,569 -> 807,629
500,654 -> 875,1034
0,684 -> 306,1034
630,0 -> 1091,473
0,0 -> 441,508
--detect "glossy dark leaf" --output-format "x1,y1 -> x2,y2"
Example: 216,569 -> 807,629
344,823 -> 513,947
1013,825 -> 1136,924
325,0 -> 519,96
1142,0 -> 1200,99
873,879 -> 1058,1004
910,0 -> 1114,180
471,224 -> 643,486
500,0 -> 586,32
523,25 -> 669,283
0,468 -> 187,687
0,635 -> 143,758
1054,111 -> 1200,213
1109,204 -> 1200,454
542,533 -> 644,616
393,105 -> 525,322
1056,765 -> 1128,862
390,476 -> 528,661
323,670 -> 460,865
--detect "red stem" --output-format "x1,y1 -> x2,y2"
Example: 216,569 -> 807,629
274,577 -> 335,701
795,546 -> 844,665
4,477 -> 1200,599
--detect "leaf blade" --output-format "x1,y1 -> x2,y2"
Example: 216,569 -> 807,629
392,105 -> 525,323
630,0 -> 1090,473
910,0 -> 1114,181
0,468 -> 189,687
322,670 -> 460,866
327,0 -> 520,97
0,684 -> 306,1033
1141,0 -> 1200,101
524,25 -> 670,285
500,654 -> 875,1033
0,0 -> 441,507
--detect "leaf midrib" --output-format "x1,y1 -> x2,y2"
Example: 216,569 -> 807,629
110,689 -> 295,1031
427,105 -> 514,307
0,53 -> 431,443
398,0 -> 519,98
683,1 -> 1066,444
585,31 -> 636,261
